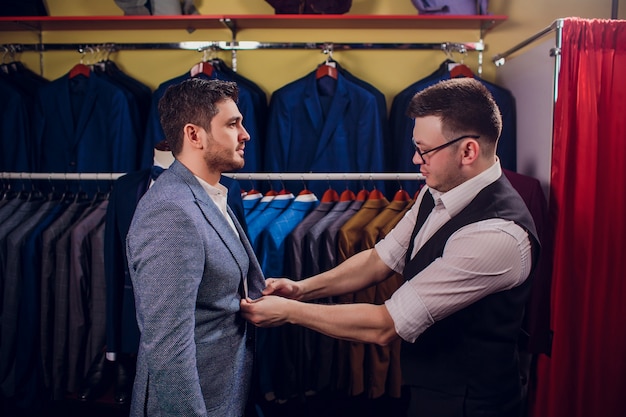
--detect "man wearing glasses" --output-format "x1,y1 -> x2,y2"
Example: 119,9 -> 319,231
241,78 -> 539,417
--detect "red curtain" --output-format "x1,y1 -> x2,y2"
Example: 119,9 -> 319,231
532,17 -> 626,417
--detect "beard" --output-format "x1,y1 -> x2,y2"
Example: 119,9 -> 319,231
203,146 -> 245,173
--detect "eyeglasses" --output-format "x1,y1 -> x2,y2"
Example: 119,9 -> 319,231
412,135 -> 480,164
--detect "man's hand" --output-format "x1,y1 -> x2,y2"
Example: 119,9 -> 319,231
262,278 -> 302,300
240,296 -> 292,327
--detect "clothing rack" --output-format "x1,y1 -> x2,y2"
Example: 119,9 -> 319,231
491,18 -> 563,66
0,172 -> 425,181
3,40 -> 483,53
492,18 -> 563,114
2,40 -> 484,74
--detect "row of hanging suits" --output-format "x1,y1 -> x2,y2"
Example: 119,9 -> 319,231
0,189 -> 109,411
1,55 -> 517,199
0,169 -> 246,413
243,183 -> 417,405
0,164 -> 552,414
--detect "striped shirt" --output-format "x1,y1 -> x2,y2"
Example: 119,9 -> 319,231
376,161 -> 533,343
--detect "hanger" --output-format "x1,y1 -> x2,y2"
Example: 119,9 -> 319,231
321,188 -> 339,202
69,48 -> 91,78
1,45 -> 17,74
449,63 -> 474,78
443,43 -> 474,79
393,189 -> 411,201
339,189 -> 356,202
316,43 -> 338,80
316,63 -> 338,80
392,178 -> 411,201
355,189 -> 369,201
190,47 -> 216,78
367,188 -> 385,200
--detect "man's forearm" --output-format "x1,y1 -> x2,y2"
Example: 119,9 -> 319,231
284,300 -> 398,346
299,249 -> 393,301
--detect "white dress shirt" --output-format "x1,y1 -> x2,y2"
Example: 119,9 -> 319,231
376,161 -> 533,343
195,176 -> 246,295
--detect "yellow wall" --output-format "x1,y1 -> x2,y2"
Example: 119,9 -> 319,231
3,0 -> 625,111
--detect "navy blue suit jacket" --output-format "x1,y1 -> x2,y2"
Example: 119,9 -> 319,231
265,69 -> 386,197
33,73 -> 140,175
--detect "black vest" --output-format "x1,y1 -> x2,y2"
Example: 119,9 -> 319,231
401,174 -> 540,415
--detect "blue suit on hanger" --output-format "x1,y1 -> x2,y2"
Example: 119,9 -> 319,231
265,69 -> 386,197
247,193 -> 294,253
33,72 -> 140,193
0,80 -> 31,173
257,195 -> 319,277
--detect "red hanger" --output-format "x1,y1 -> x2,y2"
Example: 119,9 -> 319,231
339,189 -> 355,202
393,189 -> 411,202
367,189 -> 385,200
356,189 -> 369,201
69,63 -> 91,78
190,61 -> 213,77
449,63 -> 474,79
321,188 -> 339,202
316,63 -> 338,80
264,189 -> 278,197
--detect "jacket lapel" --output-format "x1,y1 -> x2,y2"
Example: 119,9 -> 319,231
169,161 -> 258,293
307,73 -> 350,162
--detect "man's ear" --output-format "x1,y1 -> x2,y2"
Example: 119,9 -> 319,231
461,138 -> 480,165
183,124 -> 203,149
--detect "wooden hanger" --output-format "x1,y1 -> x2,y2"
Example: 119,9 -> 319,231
367,188 -> 385,200
190,61 -> 213,77
69,63 -> 91,78
316,62 -> 338,80
69,48 -> 92,78
339,189 -> 355,202
393,189 -> 411,201
355,189 -> 369,201
316,43 -> 338,80
448,62 -> 474,79
321,188 -> 339,202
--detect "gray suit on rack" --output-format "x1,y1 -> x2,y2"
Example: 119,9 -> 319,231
126,160 -> 265,417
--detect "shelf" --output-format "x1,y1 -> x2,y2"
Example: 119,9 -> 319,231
0,14 -> 507,33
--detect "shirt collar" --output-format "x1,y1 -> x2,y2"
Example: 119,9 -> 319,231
194,175 -> 228,198
429,158 -> 502,218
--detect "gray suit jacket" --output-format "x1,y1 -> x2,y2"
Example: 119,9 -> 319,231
127,160 -> 265,417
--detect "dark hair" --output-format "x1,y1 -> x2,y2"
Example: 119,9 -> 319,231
158,78 -> 239,155
406,78 -> 502,149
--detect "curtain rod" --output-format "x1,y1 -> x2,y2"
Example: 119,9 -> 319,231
3,40 -> 483,53
492,18 -> 563,66
1,172 -> 425,181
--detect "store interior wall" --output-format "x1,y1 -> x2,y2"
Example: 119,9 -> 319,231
3,0 -> 623,115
